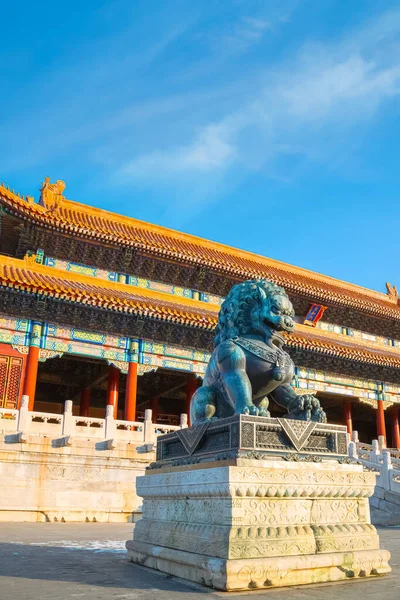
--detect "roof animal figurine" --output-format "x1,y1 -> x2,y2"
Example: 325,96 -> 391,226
386,282 -> 399,303
39,177 -> 66,211
1,179 -> 400,324
190,279 -> 327,425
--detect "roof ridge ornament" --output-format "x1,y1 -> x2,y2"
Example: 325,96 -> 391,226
386,282 -> 398,303
39,177 -> 66,211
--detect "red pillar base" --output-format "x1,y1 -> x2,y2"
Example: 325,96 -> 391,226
80,387 -> 91,417
107,365 -> 120,419
150,397 -> 159,423
391,407 -> 400,450
376,399 -> 387,443
343,401 -> 353,437
22,346 -> 40,411
125,362 -> 138,421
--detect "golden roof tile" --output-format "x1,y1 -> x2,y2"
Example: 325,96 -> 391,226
1,179 -> 399,320
0,256 -> 400,369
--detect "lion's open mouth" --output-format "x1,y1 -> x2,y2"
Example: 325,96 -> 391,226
280,317 -> 295,333
271,330 -> 285,347
264,317 -> 294,334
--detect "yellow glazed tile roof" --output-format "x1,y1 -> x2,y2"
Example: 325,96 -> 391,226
0,256 -> 217,330
1,255 -> 400,369
1,180 -> 400,320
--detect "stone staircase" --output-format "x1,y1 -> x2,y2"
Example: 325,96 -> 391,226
349,434 -> 400,526
370,486 -> 400,526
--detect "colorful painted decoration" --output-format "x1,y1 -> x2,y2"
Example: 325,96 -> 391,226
303,304 -> 327,327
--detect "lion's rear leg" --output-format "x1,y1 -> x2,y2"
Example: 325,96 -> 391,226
190,386 -> 217,425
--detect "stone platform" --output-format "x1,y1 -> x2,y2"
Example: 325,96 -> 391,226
127,416 -> 391,591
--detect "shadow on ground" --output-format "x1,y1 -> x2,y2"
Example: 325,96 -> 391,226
0,543 -> 207,595
0,527 -> 399,600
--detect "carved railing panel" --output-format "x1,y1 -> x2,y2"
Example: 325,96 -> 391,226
0,397 -> 187,447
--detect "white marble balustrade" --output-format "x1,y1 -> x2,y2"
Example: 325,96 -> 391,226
348,431 -> 400,494
0,395 -> 184,445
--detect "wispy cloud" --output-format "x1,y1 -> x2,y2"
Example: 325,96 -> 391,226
0,2 -> 200,173
203,15 -> 272,57
121,124 -> 236,179
278,56 -> 400,119
116,9 -> 400,207
2,1 -> 400,228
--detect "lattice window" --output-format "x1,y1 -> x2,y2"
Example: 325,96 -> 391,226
0,354 -> 23,408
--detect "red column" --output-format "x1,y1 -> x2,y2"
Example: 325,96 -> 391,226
22,346 -> 40,411
107,365 -> 120,419
150,397 -> 159,423
343,401 -> 353,436
22,321 -> 42,411
391,406 -> 400,450
124,362 -> 138,421
80,387 -> 91,417
185,374 -> 199,426
376,399 -> 387,441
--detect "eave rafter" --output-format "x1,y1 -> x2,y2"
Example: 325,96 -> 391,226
1,256 -> 400,372
1,181 -> 400,323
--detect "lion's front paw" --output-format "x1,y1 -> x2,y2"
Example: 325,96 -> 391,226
287,395 -> 326,423
310,397 -> 327,423
241,404 -> 259,416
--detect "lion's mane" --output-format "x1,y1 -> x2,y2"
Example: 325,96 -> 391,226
214,279 -> 288,346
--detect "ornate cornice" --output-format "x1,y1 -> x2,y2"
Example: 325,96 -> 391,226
1,179 -> 399,322
1,256 -> 400,375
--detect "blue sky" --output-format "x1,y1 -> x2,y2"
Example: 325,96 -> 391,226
1,0 -> 400,292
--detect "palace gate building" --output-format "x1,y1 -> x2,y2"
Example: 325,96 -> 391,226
0,178 -> 399,448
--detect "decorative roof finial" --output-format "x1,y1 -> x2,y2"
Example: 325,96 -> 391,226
39,177 -> 66,211
386,282 -> 398,303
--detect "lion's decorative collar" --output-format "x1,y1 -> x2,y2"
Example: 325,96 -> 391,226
233,337 -> 290,365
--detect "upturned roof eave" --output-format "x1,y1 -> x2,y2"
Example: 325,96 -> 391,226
1,256 -> 400,370
1,182 -> 399,321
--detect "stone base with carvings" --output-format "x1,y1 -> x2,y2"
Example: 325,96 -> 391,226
127,542 -> 390,591
126,418 -> 391,591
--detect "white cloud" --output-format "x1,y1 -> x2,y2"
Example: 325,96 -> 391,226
279,55 -> 400,119
218,15 -> 272,50
121,125 -> 237,178
244,17 -> 272,31
118,10 -> 400,186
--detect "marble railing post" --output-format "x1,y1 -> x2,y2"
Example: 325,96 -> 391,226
348,441 -> 358,459
372,439 -> 380,462
62,400 -> 74,436
144,409 -> 153,443
17,395 -> 30,432
180,413 -> 188,429
382,450 -> 393,491
105,404 -> 116,439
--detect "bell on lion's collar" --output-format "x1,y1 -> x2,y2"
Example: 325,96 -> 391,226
272,360 -> 285,382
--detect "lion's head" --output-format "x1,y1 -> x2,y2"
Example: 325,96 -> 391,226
214,279 -> 295,346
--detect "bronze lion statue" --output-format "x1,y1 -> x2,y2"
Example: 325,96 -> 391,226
190,279 -> 326,425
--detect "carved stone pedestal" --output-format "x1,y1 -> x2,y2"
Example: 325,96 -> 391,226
126,416 -> 390,591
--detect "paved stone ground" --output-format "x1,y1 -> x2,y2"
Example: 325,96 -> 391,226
0,523 -> 399,599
